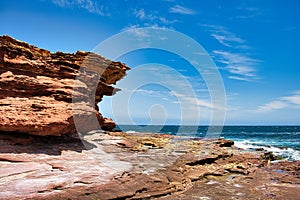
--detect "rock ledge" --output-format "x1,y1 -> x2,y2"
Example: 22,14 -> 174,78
0,35 -> 130,136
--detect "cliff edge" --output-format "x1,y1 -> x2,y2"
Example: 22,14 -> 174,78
0,35 -> 129,136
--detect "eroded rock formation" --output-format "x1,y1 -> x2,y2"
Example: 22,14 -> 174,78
0,131 -> 299,199
0,35 -> 129,136
0,36 -> 299,200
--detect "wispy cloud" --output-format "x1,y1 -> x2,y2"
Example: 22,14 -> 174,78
234,7 -> 262,20
257,101 -> 288,112
281,91 -> 300,104
169,5 -> 196,15
120,65 -> 213,110
131,88 -> 168,98
171,91 -> 214,109
227,76 -> 251,81
51,0 -> 107,16
202,24 -> 248,49
132,8 -> 178,26
211,34 -> 244,48
121,25 -> 173,40
201,24 -> 260,81
134,8 -> 146,19
121,25 -> 151,37
213,50 -> 260,81
257,91 -> 300,112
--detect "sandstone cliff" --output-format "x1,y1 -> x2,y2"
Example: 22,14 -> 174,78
0,35 -> 129,136
0,36 -> 299,200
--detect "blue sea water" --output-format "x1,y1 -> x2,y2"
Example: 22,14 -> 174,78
116,125 -> 300,161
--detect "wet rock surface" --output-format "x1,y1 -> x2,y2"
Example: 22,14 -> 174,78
0,131 -> 298,200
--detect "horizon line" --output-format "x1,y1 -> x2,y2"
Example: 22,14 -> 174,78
116,124 -> 300,126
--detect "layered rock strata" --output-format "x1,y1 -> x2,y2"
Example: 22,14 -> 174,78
0,36 -> 299,200
0,131 -> 299,199
0,35 -> 129,136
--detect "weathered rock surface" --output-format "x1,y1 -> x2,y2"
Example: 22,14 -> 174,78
0,36 -> 299,199
0,131 -> 299,200
0,35 -> 129,136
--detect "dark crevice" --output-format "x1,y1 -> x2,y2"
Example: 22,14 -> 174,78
135,188 -> 148,194
225,169 -> 247,175
186,155 -> 221,166
74,181 -> 90,185
37,190 -> 50,194
186,154 -> 231,166
0,158 -> 23,163
53,185 -> 64,190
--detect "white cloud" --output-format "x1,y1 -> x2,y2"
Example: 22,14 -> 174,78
213,50 -> 260,81
228,76 -> 251,81
51,0 -> 107,16
121,25 -> 173,41
256,91 -> 300,112
132,8 -> 177,26
257,100 -> 288,112
121,25 -> 151,37
202,24 -> 248,49
52,0 -> 70,7
234,7 -> 262,20
211,34 -> 244,48
171,91 -> 224,111
169,5 -> 195,15
134,8 -> 146,19
281,95 -> 300,105
132,88 -> 168,98
202,24 -> 260,81
158,17 -> 178,25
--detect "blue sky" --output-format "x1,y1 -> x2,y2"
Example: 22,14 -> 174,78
1,0 -> 300,125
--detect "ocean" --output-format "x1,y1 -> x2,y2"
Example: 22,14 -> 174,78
116,125 -> 300,161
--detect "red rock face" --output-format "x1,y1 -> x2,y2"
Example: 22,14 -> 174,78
0,35 -> 130,136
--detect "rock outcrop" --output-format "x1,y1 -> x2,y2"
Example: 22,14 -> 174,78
0,36 -> 299,200
0,35 -> 129,136
0,131 -> 299,200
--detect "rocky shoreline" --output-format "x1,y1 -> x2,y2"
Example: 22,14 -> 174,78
0,36 -> 299,199
0,131 -> 299,199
